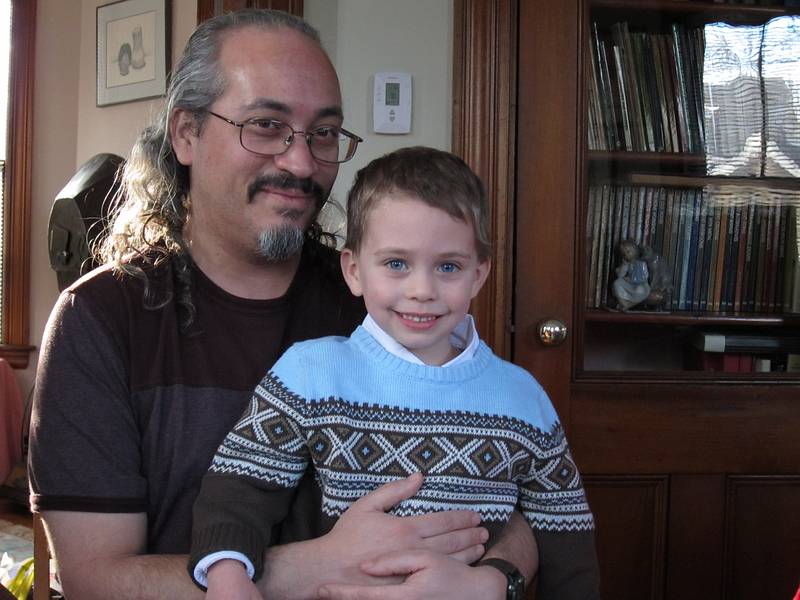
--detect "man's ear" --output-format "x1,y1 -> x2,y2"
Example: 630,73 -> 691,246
340,248 -> 364,297
170,108 -> 199,167
470,258 -> 492,299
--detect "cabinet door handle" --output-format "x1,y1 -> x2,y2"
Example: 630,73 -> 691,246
536,319 -> 568,346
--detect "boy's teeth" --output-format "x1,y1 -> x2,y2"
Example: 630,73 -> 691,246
402,314 -> 435,322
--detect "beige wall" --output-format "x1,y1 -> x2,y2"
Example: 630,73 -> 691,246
17,0 -> 452,398
18,0 -> 197,396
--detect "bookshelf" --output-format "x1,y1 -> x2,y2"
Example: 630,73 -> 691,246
581,0 -> 800,378
515,1 -> 800,598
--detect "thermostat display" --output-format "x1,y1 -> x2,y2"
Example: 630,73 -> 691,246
373,72 -> 411,134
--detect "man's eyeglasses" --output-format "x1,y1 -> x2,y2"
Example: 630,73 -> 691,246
205,110 -> 363,164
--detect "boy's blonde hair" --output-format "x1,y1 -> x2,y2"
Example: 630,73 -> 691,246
345,146 -> 491,260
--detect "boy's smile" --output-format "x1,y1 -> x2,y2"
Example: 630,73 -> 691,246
341,193 -> 490,365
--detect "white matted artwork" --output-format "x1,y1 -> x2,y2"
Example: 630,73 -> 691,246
96,0 -> 170,106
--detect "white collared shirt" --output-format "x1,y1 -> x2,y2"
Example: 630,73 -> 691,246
362,313 -> 479,367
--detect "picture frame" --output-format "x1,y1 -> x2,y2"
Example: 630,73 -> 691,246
96,0 -> 170,107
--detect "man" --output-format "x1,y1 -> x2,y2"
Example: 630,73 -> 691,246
29,9 -> 536,599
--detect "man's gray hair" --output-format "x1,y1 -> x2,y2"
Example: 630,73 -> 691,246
96,9 -> 323,329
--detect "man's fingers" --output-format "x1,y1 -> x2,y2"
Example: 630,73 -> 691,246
359,549 -> 432,577
406,507 -> 482,539
447,543 -> 486,565
421,523 -> 488,556
348,473 -> 424,513
317,584 -> 398,600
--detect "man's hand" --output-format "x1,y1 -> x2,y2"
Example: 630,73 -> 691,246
316,550 -> 506,600
261,473 -> 488,597
319,473 -> 488,584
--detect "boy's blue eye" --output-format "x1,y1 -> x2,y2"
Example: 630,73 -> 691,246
438,262 -> 460,273
386,259 -> 407,271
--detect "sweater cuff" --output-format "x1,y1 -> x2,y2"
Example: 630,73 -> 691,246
188,523 -> 266,587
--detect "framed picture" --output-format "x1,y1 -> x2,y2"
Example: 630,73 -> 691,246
96,0 -> 170,107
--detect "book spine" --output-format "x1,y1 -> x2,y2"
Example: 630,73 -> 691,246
586,186 -> 600,307
768,204 -> 782,313
775,204 -> 787,313
596,185 -> 611,308
785,206 -> 800,313
755,204 -> 770,313
734,202 -> 750,312
667,189 -> 683,310
713,205 -> 729,312
699,203 -> 717,311
692,194 -> 709,311
723,205 -> 741,312
746,204 -> 762,313
684,190 -> 701,311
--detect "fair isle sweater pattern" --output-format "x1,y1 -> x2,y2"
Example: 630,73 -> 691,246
209,326 -> 595,533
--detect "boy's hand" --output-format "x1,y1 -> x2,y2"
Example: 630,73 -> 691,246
206,559 -> 263,600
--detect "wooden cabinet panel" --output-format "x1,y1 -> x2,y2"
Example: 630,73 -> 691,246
723,476 -> 800,600
584,476 -> 668,600
666,475 -> 725,600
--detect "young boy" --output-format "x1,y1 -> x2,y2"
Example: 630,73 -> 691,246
189,147 -> 600,599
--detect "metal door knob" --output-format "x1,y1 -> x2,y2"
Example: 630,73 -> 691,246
537,319 -> 567,346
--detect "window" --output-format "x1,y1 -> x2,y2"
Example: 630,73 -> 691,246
0,0 -> 35,368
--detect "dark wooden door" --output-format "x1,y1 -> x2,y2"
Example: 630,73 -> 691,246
197,0 -> 303,23
513,1 -> 800,599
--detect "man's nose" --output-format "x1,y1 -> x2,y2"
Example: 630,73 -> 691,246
272,134 -> 318,180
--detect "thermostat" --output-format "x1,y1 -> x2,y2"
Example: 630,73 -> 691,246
373,72 -> 412,134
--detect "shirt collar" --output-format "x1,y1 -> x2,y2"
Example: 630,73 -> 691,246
361,313 -> 479,367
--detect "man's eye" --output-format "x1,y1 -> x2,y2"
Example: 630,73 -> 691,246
250,119 -> 284,132
313,126 -> 340,141
439,262 -> 460,273
386,259 -> 407,271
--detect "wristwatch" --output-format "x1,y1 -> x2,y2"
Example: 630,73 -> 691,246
478,558 -> 526,600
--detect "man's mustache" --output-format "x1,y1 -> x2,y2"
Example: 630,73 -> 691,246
247,174 -> 326,207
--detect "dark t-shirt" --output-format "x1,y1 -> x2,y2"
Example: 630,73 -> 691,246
29,242 -> 365,553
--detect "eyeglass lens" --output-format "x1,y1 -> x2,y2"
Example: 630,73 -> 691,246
240,121 -> 358,163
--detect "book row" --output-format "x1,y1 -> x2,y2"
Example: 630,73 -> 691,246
588,20 -> 705,153
585,184 -> 800,313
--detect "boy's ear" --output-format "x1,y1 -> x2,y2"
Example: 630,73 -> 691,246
170,108 -> 198,167
470,258 -> 492,299
340,248 -> 364,297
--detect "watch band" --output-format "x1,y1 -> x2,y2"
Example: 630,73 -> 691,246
477,558 -> 526,600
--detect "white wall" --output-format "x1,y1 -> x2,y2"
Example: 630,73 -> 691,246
305,0 -> 453,214
18,0 -> 453,397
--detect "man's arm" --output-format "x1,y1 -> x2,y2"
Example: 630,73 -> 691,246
483,510 -> 539,583
256,473 -> 488,598
42,476 -> 489,600
40,511 -> 204,600
316,510 -> 538,600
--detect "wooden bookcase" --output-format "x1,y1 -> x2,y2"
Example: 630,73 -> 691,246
581,0 -> 800,380
514,1 -> 800,598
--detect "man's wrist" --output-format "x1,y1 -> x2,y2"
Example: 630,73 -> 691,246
476,558 -> 526,600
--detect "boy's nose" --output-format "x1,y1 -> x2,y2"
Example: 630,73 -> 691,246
406,271 -> 436,301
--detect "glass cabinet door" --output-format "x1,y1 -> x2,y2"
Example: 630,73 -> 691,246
581,0 -> 800,377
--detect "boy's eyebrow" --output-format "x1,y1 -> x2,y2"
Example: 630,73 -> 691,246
243,98 -> 344,121
373,247 -> 474,259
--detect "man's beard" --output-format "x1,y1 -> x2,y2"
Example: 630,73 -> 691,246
257,223 -> 306,262
248,173 -> 329,262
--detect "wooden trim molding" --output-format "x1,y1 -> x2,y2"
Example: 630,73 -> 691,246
197,0 -> 304,24
1,0 -> 36,369
452,0 -> 517,359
